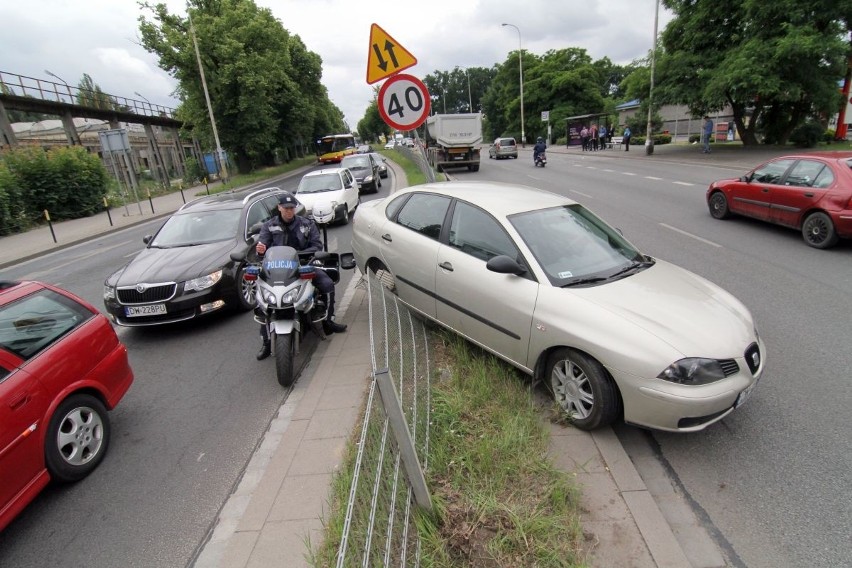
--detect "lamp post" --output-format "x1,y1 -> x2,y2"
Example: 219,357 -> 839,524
134,91 -> 151,104
463,68 -> 472,112
645,0 -> 660,156
440,86 -> 447,113
501,23 -> 525,147
44,70 -> 68,86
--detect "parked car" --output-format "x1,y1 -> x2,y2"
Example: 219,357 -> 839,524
403,137 -> 415,148
340,154 -> 382,193
488,137 -> 518,159
0,280 -> 135,532
294,167 -> 360,225
351,182 -> 765,432
103,187 -> 303,326
706,152 -> 852,249
356,144 -> 373,154
370,152 -> 389,178
383,141 -> 396,150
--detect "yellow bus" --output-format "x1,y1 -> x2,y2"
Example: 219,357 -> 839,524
316,134 -> 357,164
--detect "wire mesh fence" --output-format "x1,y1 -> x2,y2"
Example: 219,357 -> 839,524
335,270 -> 432,568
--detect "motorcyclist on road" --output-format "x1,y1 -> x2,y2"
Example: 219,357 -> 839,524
254,192 -> 347,360
533,136 -> 547,162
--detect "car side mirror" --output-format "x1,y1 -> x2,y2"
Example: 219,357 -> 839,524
143,235 -> 152,244
230,250 -> 246,262
248,222 -> 263,236
486,255 -> 526,276
739,175 -> 750,182
339,252 -> 356,270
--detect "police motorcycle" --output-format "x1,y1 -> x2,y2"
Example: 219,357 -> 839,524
231,202 -> 355,387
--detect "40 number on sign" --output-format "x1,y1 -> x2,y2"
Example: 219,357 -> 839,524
378,74 -> 431,131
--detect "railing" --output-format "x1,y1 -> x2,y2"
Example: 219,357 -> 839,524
0,70 -> 177,119
335,270 -> 433,567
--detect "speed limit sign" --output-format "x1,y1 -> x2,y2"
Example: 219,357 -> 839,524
378,73 -> 431,131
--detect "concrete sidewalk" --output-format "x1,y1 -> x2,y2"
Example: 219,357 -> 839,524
0,149 -> 765,567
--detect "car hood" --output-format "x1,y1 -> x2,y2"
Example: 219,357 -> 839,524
570,259 -> 755,358
112,242 -> 235,285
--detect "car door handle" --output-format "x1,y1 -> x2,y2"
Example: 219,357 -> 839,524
382,233 -> 392,242
9,391 -> 29,410
804,192 -> 814,197
761,188 -> 770,192
438,262 -> 454,271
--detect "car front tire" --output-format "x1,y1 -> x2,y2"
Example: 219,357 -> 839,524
546,348 -> 620,431
45,394 -> 111,483
232,264 -> 257,311
801,212 -> 838,249
708,191 -> 730,219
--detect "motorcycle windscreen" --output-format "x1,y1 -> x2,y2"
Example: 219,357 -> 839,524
262,246 -> 300,284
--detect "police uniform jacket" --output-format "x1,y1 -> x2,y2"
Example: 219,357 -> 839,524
258,214 -> 323,253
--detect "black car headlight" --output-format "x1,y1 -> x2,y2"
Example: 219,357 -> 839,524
185,270 -> 223,292
658,358 -> 726,385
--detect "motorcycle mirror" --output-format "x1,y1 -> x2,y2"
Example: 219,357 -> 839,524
339,252 -> 356,270
313,250 -> 331,261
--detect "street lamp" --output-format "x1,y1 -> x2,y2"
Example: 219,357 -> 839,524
501,23 -> 525,146
464,68 -> 472,112
44,69 -> 68,86
134,91 -> 151,104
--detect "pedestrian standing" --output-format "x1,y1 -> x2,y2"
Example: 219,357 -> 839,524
702,116 -> 713,153
590,124 -> 598,151
580,126 -> 589,151
623,125 -> 632,151
599,125 -> 608,149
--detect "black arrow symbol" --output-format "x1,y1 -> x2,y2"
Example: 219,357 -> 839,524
372,43 -> 388,71
383,39 -> 399,68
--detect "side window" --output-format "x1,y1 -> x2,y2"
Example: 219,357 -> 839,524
345,171 -> 355,188
751,159 -> 795,184
0,363 -> 9,382
449,202 -> 518,262
395,193 -> 451,241
246,199 -> 273,236
385,194 -> 410,220
812,167 -> 835,188
0,289 -> 94,361
785,160 -> 828,188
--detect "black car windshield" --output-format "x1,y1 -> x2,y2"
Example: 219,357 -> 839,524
152,209 -> 242,247
342,157 -> 370,170
298,173 -> 343,194
510,204 -> 646,287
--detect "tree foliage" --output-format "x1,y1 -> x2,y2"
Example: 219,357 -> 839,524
76,73 -> 123,111
138,0 -> 346,173
657,0 -> 849,145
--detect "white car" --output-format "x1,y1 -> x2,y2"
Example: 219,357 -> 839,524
294,168 -> 360,225
351,182 -> 765,432
384,141 -> 395,149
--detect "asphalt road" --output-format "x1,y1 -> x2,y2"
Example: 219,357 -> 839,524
0,165 -> 393,567
478,150 -> 852,568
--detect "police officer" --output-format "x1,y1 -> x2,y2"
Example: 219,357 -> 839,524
533,136 -> 547,161
254,192 -> 347,360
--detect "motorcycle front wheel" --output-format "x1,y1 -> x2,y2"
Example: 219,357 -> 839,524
274,331 -> 298,387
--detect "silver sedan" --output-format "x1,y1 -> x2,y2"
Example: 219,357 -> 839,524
351,181 -> 765,432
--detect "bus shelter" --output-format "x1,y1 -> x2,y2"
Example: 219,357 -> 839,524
564,113 -> 612,146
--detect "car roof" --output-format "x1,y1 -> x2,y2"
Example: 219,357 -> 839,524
398,181 -> 576,217
768,152 -> 852,162
302,168 -> 345,177
176,187 -> 283,213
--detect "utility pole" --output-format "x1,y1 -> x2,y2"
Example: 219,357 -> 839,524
189,10 -> 228,182
645,0 -> 660,156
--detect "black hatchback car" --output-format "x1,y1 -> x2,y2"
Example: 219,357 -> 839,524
341,154 -> 382,193
103,187 -> 302,326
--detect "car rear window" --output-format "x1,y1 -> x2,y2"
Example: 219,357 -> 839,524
499,138 -> 516,146
0,288 -> 94,360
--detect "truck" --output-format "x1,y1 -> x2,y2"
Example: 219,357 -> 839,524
424,113 -> 482,172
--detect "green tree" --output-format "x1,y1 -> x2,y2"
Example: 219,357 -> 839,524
76,73 -> 123,111
139,0 -> 346,173
657,0 -> 848,145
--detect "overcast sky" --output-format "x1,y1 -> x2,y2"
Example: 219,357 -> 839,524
2,0 -> 673,128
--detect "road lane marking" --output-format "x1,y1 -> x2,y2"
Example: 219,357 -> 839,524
622,172 -> 637,176
570,190 -> 594,199
645,176 -> 663,180
673,181 -> 694,186
659,223 -> 721,247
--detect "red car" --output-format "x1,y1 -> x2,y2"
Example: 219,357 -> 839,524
706,152 -> 852,248
0,280 -> 134,532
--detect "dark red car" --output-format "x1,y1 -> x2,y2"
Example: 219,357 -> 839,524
0,280 -> 134,532
706,152 -> 852,248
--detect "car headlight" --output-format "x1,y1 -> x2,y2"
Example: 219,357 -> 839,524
658,358 -> 726,385
103,284 -> 116,301
364,175 -> 374,183
184,270 -> 223,292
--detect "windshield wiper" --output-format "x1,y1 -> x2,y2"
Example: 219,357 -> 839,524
562,276 -> 608,287
607,259 -> 655,280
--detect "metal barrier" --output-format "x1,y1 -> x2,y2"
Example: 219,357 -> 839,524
336,270 -> 433,567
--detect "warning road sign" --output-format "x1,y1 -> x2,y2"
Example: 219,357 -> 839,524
366,23 -> 417,84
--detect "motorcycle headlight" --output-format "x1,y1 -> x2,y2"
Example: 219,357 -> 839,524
184,270 -> 223,292
281,285 -> 302,305
658,358 -> 726,385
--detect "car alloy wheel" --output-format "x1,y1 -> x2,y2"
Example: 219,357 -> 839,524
801,212 -> 838,249
708,192 -> 730,219
45,394 -> 111,482
546,348 -> 619,430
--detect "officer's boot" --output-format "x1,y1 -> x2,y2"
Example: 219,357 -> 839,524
323,318 -> 347,334
256,327 -> 271,360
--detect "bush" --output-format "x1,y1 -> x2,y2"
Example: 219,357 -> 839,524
183,156 -> 206,184
824,129 -> 836,143
789,122 -> 824,148
0,146 -> 109,230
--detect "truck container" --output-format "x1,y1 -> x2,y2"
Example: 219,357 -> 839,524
424,113 -> 482,172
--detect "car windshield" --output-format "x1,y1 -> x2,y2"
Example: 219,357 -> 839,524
510,205 -> 647,287
298,173 -> 343,194
342,157 -> 370,170
151,209 -> 242,247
